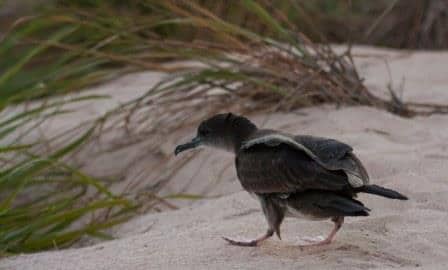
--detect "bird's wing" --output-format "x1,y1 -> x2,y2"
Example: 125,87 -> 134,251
294,135 -> 369,186
236,133 -> 368,194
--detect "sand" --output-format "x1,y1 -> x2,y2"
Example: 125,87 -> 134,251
1,46 -> 448,269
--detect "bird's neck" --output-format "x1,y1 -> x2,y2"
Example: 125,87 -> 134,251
207,115 -> 257,154
231,121 -> 257,153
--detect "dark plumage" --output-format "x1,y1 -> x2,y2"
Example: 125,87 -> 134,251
175,113 -> 408,247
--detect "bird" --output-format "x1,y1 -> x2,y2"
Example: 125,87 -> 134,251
174,113 -> 408,247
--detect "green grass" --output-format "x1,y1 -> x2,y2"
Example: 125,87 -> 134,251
0,94 -> 137,254
0,18 -> 139,252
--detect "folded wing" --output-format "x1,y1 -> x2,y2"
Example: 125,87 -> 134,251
236,131 -> 369,194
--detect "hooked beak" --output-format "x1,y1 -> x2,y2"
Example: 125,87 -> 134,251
174,136 -> 201,155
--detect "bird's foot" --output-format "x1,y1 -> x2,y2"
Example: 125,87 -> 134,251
298,237 -> 332,249
222,230 -> 274,247
295,235 -> 332,249
222,237 -> 259,247
300,235 -> 325,243
298,216 -> 343,249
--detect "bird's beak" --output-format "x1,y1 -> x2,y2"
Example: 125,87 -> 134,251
174,136 -> 201,155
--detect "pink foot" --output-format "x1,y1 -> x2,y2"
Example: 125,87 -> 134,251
222,237 -> 259,247
222,229 -> 274,247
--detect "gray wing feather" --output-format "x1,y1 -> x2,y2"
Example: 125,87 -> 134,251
295,135 -> 369,186
293,135 -> 352,165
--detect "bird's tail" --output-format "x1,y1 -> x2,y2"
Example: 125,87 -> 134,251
358,184 -> 408,200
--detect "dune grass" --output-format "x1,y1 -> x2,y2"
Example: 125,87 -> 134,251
0,93 -> 137,255
0,17 -> 139,253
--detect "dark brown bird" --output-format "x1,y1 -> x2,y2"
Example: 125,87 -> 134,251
174,113 -> 408,247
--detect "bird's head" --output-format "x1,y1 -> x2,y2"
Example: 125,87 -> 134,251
174,113 -> 257,155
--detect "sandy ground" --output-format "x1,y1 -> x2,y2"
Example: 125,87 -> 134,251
1,46 -> 448,269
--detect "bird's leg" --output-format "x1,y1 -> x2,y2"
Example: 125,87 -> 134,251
300,216 -> 344,247
223,195 -> 285,247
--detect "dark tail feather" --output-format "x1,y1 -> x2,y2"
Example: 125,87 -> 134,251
317,196 -> 370,217
359,184 -> 408,200
331,198 -> 370,216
